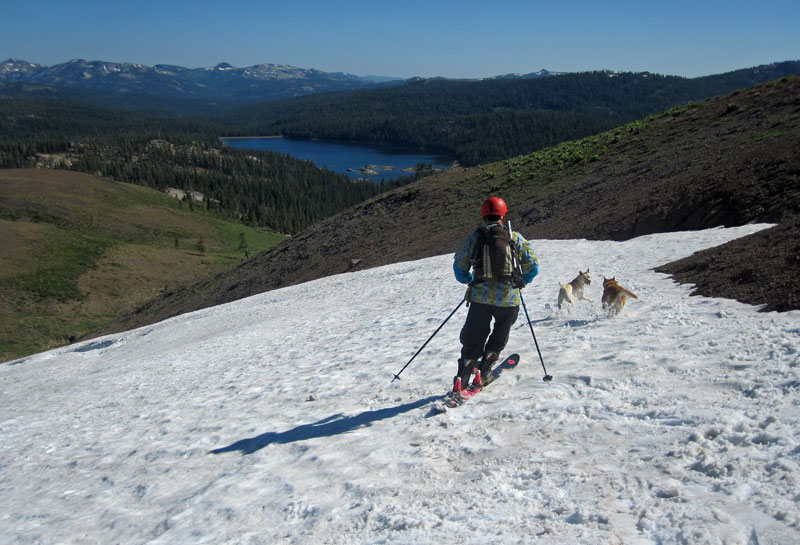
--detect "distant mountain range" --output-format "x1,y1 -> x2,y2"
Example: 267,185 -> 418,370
0,58 -> 567,106
5,57 -> 799,115
0,58 -> 388,103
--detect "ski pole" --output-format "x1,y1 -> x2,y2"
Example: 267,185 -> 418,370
507,220 -> 552,383
391,298 -> 465,383
519,291 -> 553,382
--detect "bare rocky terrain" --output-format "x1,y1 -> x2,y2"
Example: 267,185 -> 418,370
92,75 -> 800,337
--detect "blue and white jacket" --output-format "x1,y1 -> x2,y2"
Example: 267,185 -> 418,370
453,223 -> 539,307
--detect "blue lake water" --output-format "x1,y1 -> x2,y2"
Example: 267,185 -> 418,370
221,137 -> 455,182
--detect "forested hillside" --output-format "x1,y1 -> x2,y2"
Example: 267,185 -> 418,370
0,97 -> 409,233
221,62 -> 800,165
3,62 -> 797,234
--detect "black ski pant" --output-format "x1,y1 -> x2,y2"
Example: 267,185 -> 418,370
459,302 -> 519,362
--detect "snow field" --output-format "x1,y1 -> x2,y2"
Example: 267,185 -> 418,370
1,224 -> 798,544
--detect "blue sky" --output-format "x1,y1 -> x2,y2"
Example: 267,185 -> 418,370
1,0 -> 798,78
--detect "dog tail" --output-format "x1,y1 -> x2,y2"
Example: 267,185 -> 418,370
623,289 -> 639,299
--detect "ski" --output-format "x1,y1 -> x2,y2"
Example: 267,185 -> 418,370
436,353 -> 520,411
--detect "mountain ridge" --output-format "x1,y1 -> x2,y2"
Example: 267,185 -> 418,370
7,58 -> 796,113
0,58 -> 563,87
0,58 -> 381,102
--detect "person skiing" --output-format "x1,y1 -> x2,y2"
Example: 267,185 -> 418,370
451,197 -> 539,392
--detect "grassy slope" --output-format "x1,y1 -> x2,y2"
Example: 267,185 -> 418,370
0,169 -> 285,362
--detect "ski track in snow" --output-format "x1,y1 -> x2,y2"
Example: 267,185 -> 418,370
1,224 -> 799,545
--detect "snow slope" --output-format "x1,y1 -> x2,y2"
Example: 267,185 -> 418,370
2,224 -> 798,545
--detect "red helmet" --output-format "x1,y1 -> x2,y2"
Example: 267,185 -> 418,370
481,197 -> 508,218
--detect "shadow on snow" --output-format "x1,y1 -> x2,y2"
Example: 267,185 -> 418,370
210,396 -> 440,455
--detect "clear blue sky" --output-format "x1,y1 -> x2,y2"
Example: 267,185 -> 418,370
2,0 -> 798,79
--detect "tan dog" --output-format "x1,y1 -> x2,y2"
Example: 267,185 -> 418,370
558,269 -> 592,310
602,277 -> 638,314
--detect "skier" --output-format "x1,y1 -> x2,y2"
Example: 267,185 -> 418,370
452,197 -> 539,392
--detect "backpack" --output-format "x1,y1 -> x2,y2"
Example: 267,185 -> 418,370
472,224 -> 514,284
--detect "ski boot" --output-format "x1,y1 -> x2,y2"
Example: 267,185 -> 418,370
477,351 -> 500,386
455,358 -> 478,393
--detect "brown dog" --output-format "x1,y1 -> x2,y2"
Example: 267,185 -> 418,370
602,277 -> 638,315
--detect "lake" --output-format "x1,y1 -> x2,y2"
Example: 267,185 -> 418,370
221,137 -> 456,182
